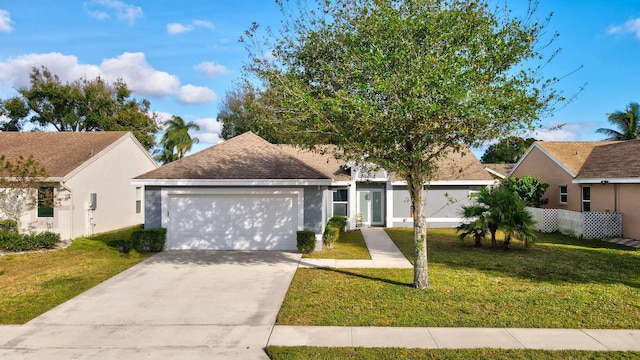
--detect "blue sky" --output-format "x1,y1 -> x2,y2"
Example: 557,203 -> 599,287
1,0 -> 639,157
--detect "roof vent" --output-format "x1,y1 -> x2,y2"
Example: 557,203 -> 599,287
89,150 -> 94,156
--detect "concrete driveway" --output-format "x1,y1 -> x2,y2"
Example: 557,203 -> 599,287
0,251 -> 301,359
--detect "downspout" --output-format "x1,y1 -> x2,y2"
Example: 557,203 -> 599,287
614,183 -> 618,212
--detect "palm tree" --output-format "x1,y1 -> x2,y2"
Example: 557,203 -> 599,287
499,195 -> 537,249
159,115 -> 201,161
596,102 -> 640,140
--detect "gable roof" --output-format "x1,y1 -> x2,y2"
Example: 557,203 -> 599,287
276,145 -> 351,181
135,131 -> 331,181
484,163 -> 514,179
0,131 -> 132,179
575,140 -> 640,182
511,141 -> 618,177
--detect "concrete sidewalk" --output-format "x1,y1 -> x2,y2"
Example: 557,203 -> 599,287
298,228 -> 413,269
269,326 -> 640,351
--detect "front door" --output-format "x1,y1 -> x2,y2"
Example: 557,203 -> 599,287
357,190 -> 384,226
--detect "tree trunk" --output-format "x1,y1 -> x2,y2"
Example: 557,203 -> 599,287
408,177 -> 429,289
474,234 -> 482,247
489,227 -> 497,248
503,235 -> 511,249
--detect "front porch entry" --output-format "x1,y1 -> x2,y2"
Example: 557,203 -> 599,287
357,189 -> 385,226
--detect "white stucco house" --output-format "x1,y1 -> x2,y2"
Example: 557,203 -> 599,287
0,131 -> 158,239
133,132 -> 495,251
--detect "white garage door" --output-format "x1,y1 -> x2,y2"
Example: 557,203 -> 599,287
167,192 -> 299,250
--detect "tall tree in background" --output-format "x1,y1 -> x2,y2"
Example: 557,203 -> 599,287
155,115 -> 200,164
0,67 -> 159,149
243,0 -> 564,288
480,136 -> 537,164
217,82 -> 289,143
596,102 -> 640,140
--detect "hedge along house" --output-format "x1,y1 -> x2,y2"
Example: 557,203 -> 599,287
133,132 -> 496,250
0,132 -> 158,239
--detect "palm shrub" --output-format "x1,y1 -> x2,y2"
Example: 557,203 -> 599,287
458,185 -> 536,249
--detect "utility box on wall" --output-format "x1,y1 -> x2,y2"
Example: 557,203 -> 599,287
89,193 -> 97,210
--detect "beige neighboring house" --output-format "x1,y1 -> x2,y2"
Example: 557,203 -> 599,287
0,131 -> 158,239
510,141 -> 616,210
573,140 -> 640,240
510,140 -> 640,240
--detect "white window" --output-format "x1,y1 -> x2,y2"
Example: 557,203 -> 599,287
582,186 -> 590,212
559,185 -> 568,204
332,189 -> 348,217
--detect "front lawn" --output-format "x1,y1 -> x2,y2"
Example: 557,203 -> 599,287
303,230 -> 371,259
267,347 -> 640,359
277,228 -> 640,328
0,228 -> 150,324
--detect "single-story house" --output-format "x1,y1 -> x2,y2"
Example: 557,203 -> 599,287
509,141 -> 616,210
0,131 -> 158,239
572,140 -> 640,240
509,140 -> 640,240
133,132 -> 495,250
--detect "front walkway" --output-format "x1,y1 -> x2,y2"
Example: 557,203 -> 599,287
298,228 -> 412,269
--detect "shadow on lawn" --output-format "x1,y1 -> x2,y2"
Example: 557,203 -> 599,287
314,267 -> 413,287
392,229 -> 640,289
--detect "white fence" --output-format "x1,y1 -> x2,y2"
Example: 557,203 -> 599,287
526,207 -> 622,239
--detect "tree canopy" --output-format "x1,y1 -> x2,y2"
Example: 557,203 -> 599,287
217,82 -> 286,143
480,136 -> 537,164
243,0 -> 564,288
596,102 -> 640,140
0,67 -> 159,150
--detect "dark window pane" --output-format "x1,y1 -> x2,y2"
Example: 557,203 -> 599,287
560,195 -> 567,203
583,202 -> 591,212
38,186 -> 54,218
582,187 -> 590,200
333,203 -> 348,217
333,189 -> 348,202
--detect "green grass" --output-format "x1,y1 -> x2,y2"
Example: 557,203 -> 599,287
0,227 -> 150,324
277,228 -> 640,328
304,230 -> 371,259
267,347 -> 640,359
89,224 -> 143,246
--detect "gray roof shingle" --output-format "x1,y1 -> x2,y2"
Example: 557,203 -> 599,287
576,140 -> 640,179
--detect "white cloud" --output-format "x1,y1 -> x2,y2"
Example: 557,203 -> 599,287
167,19 -> 215,35
99,52 -> 180,96
0,9 -> 14,33
192,20 -> 215,30
608,17 -> 640,39
167,23 -> 192,34
179,85 -> 217,104
85,0 -> 143,25
194,117 -> 222,144
0,52 -> 218,104
194,61 -> 230,77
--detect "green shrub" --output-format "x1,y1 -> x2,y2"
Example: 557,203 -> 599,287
107,239 -> 133,254
0,231 -> 60,252
323,226 -> 340,249
0,220 -> 17,233
327,215 -> 348,231
296,230 -> 316,254
131,228 -> 166,253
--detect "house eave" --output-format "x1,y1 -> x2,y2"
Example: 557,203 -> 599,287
390,180 -> 496,186
572,177 -> 640,184
131,178 -> 333,187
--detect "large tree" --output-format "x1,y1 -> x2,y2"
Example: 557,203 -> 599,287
596,102 -> 640,140
480,136 -> 537,164
243,0 -> 563,288
0,66 -> 159,150
217,82 -> 286,143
